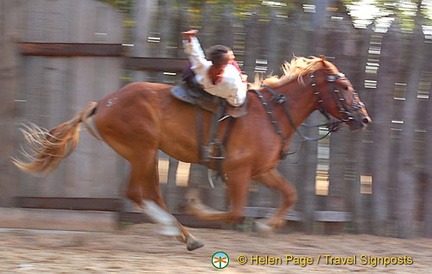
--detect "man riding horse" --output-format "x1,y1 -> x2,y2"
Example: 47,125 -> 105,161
182,29 -> 248,107
13,29 -> 371,251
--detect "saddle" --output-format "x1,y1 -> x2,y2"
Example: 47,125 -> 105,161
171,82 -> 248,118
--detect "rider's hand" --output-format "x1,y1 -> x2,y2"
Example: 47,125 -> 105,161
182,29 -> 199,42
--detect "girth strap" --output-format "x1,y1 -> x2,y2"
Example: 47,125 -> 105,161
209,99 -> 226,158
195,101 -> 235,183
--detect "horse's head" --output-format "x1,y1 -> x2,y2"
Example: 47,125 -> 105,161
311,58 -> 371,131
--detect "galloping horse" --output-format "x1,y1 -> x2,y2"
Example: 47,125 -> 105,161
13,56 -> 370,251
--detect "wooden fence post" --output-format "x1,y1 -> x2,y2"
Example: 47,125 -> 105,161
347,23 -> 373,234
298,0 -> 330,233
395,22 -> 424,238
325,17 -> 358,234
423,40 -> 432,237
372,22 -> 402,236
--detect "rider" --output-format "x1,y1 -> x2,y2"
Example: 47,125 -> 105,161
182,29 -> 248,107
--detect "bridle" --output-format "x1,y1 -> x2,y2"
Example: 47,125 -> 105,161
253,71 -> 362,159
310,72 -> 365,123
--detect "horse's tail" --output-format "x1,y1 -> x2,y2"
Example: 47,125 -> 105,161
12,101 -> 98,176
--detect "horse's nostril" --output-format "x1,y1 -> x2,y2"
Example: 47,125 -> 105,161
363,117 -> 370,124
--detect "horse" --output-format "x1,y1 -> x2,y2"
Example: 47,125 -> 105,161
13,56 -> 371,251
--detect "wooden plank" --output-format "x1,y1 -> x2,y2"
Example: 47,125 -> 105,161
119,212 -> 224,229
0,208 -> 117,232
121,208 -> 349,228
395,24 -> 424,238
15,197 -> 122,211
91,58 -> 125,197
301,112 -> 320,233
15,1 -> 56,197
124,57 -> 189,72
18,42 -> 188,72
18,42 -> 125,57
348,25 -> 373,235
18,1 -> 59,197
301,3 -> 327,234
68,0 -> 102,197
243,207 -> 302,221
24,0 -> 43,41
14,197 -> 351,223
41,1 -> 71,196
131,0 -> 159,82
63,0 -> 124,198
243,207 -> 351,222
315,211 -> 352,222
325,19 -> 355,235
89,2 -> 125,172
0,0 -> 24,206
35,0 -> 72,42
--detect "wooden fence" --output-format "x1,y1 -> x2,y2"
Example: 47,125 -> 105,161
1,0 -> 432,238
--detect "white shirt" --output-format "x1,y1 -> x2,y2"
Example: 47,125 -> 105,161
183,37 -> 247,107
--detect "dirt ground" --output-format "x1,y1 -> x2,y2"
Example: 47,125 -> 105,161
0,224 -> 431,273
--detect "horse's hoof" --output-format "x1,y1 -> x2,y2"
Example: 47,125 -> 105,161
186,235 -> 205,251
254,219 -> 274,237
187,239 -> 205,251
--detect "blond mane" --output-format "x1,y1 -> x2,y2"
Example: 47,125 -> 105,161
254,56 -> 339,89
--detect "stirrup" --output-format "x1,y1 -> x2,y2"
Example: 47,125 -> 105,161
207,169 -> 227,188
201,143 -> 226,163
218,114 -> 230,122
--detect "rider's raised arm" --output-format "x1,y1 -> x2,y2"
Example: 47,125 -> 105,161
183,36 -> 211,79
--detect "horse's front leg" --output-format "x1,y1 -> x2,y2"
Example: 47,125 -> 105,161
182,170 -> 250,224
252,169 -> 298,231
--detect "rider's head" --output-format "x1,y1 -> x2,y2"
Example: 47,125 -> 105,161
206,45 -> 231,68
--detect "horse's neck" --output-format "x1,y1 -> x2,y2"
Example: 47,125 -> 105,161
278,81 -> 317,128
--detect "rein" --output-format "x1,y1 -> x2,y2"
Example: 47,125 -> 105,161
253,72 -> 348,160
253,89 -> 289,159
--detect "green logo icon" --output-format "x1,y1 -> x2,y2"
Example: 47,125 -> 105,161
212,251 -> 229,269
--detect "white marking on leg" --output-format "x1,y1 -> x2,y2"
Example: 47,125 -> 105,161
254,218 -> 274,237
141,200 -> 181,236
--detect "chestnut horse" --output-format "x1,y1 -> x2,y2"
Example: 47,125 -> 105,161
13,56 -> 370,251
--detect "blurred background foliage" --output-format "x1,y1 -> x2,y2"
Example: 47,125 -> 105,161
96,0 -> 431,32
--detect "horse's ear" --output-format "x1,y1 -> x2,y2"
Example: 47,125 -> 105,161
319,55 -> 328,67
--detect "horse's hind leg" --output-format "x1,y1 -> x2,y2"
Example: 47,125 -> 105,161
126,155 -> 204,251
182,170 -> 251,224
252,169 -> 297,232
